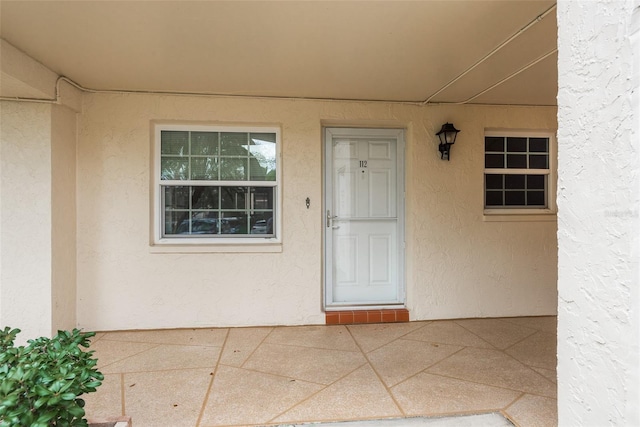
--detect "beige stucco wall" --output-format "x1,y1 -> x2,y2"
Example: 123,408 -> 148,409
51,104 -> 77,331
0,101 -> 53,340
76,93 -> 557,331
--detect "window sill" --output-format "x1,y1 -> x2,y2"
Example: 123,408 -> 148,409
150,241 -> 283,253
483,211 -> 557,222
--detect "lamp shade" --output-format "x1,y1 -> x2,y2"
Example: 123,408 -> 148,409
436,123 -> 460,145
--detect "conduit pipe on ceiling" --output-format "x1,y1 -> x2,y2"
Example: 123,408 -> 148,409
0,76 -> 65,104
0,75 -> 120,104
458,48 -> 558,105
421,2 -> 557,105
0,75 -> 424,106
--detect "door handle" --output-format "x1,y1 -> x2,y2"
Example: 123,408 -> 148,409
326,210 -> 337,228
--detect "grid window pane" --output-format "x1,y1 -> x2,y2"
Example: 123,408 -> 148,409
220,212 -> 248,234
505,191 -> 526,206
506,154 -> 527,168
250,213 -> 274,234
529,154 -> 548,169
161,131 -> 188,155
505,174 -> 525,189
485,137 -> 504,152
161,157 -> 189,180
191,132 -> 218,155
527,175 -> 545,190
250,133 -> 276,144
249,157 -> 270,181
527,191 -> 546,206
485,154 -> 504,168
191,157 -> 218,180
164,186 -> 190,209
164,186 -> 190,235
529,138 -> 549,152
220,186 -> 247,209
192,186 -> 219,210
165,209 -> 186,235
220,158 -> 248,180
507,137 -> 527,152
486,191 -> 504,206
220,133 -> 249,155
485,174 -> 503,190
250,133 -> 276,181
252,187 -> 273,209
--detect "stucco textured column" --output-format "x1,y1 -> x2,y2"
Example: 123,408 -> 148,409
557,0 -> 640,425
1,39 -> 79,339
0,100 -> 78,341
0,101 -> 54,341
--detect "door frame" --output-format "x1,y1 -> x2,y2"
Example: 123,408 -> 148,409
323,127 -> 406,310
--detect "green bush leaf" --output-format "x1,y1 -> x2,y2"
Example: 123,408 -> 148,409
48,395 -> 61,406
0,328 -> 103,425
0,394 -> 18,408
60,392 -> 77,401
34,396 -> 49,410
34,384 -> 50,397
67,403 -> 85,418
0,380 -> 16,395
34,411 -> 56,424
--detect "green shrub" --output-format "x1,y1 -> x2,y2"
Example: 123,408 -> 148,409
0,327 -> 104,427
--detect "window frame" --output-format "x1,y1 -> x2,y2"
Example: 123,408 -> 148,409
483,129 -> 557,218
152,123 -> 281,248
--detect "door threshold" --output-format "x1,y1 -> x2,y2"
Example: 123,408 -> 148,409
325,308 -> 409,325
325,304 -> 406,311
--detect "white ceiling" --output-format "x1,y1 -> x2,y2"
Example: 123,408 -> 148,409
0,0 -> 557,105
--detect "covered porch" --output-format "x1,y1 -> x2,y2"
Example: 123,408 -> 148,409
1,1 -> 639,426
85,317 -> 556,427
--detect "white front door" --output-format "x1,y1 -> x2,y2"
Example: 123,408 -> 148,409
324,128 -> 405,308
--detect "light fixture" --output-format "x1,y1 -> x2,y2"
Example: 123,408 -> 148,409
436,122 -> 460,161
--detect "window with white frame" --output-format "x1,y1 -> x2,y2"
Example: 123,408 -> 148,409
484,131 -> 555,213
154,124 -> 279,243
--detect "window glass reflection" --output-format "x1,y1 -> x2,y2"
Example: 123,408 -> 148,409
249,133 -> 276,181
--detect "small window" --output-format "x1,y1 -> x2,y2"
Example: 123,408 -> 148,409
484,131 -> 555,215
154,124 -> 279,245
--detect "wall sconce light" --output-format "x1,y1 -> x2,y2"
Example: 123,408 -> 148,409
436,122 -> 460,161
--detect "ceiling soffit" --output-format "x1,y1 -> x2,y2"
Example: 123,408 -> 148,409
428,7 -> 557,105
0,1 -> 558,105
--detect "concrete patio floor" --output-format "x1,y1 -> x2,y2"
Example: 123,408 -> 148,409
84,316 -> 557,427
